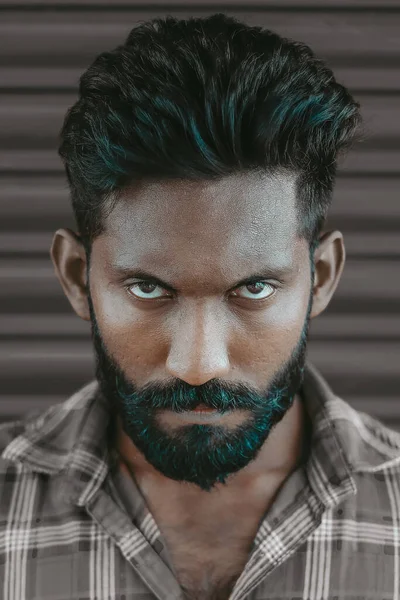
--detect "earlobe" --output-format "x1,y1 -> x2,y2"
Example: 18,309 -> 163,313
50,228 -> 91,322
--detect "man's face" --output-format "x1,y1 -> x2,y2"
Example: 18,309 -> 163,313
87,172 -> 315,493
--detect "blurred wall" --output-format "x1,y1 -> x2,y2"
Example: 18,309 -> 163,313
0,0 -> 399,427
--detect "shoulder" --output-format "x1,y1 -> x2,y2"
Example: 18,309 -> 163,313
0,405 -> 53,480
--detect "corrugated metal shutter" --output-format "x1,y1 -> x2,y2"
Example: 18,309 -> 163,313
1,1 -> 399,428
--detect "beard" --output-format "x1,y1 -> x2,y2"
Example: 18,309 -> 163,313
88,280 -> 314,493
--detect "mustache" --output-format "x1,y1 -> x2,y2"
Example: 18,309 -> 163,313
113,373 -> 286,414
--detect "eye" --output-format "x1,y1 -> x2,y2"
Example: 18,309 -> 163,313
231,281 -> 277,301
127,281 -> 170,300
126,280 -> 277,301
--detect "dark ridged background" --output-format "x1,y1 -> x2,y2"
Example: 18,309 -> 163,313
1,0 -> 399,428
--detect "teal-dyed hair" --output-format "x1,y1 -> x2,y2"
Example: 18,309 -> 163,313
58,13 -> 364,262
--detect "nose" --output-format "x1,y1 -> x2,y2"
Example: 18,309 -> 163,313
165,303 -> 231,387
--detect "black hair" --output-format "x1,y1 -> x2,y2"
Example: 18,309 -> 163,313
58,13 -> 364,263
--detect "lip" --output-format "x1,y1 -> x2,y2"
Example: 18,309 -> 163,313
171,408 -> 233,423
191,403 -> 217,413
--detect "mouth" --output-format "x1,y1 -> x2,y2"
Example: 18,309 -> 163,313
166,404 -> 234,423
190,403 -> 219,414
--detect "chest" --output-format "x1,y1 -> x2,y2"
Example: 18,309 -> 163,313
161,528 -> 253,600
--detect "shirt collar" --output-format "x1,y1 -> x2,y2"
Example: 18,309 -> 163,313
2,361 -> 400,510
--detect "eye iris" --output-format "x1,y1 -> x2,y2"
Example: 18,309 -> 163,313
138,282 -> 157,294
246,282 -> 265,295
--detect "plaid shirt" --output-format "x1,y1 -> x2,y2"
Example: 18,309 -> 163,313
1,360 -> 400,600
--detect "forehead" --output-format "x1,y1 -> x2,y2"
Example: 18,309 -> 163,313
96,171 -> 304,274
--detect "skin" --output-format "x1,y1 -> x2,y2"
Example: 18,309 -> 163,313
50,170 -> 345,528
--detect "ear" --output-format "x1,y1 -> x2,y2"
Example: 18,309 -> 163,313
50,228 -> 91,322
310,230 -> 346,319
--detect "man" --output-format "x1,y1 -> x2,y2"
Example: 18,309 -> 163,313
1,12 -> 399,600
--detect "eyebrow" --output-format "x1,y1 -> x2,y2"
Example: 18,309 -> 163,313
112,264 -> 293,292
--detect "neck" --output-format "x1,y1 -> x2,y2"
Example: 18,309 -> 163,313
112,391 -> 311,508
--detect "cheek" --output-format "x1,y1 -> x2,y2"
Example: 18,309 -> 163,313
97,284 -> 139,327
231,288 -> 308,369
94,285 -> 169,376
